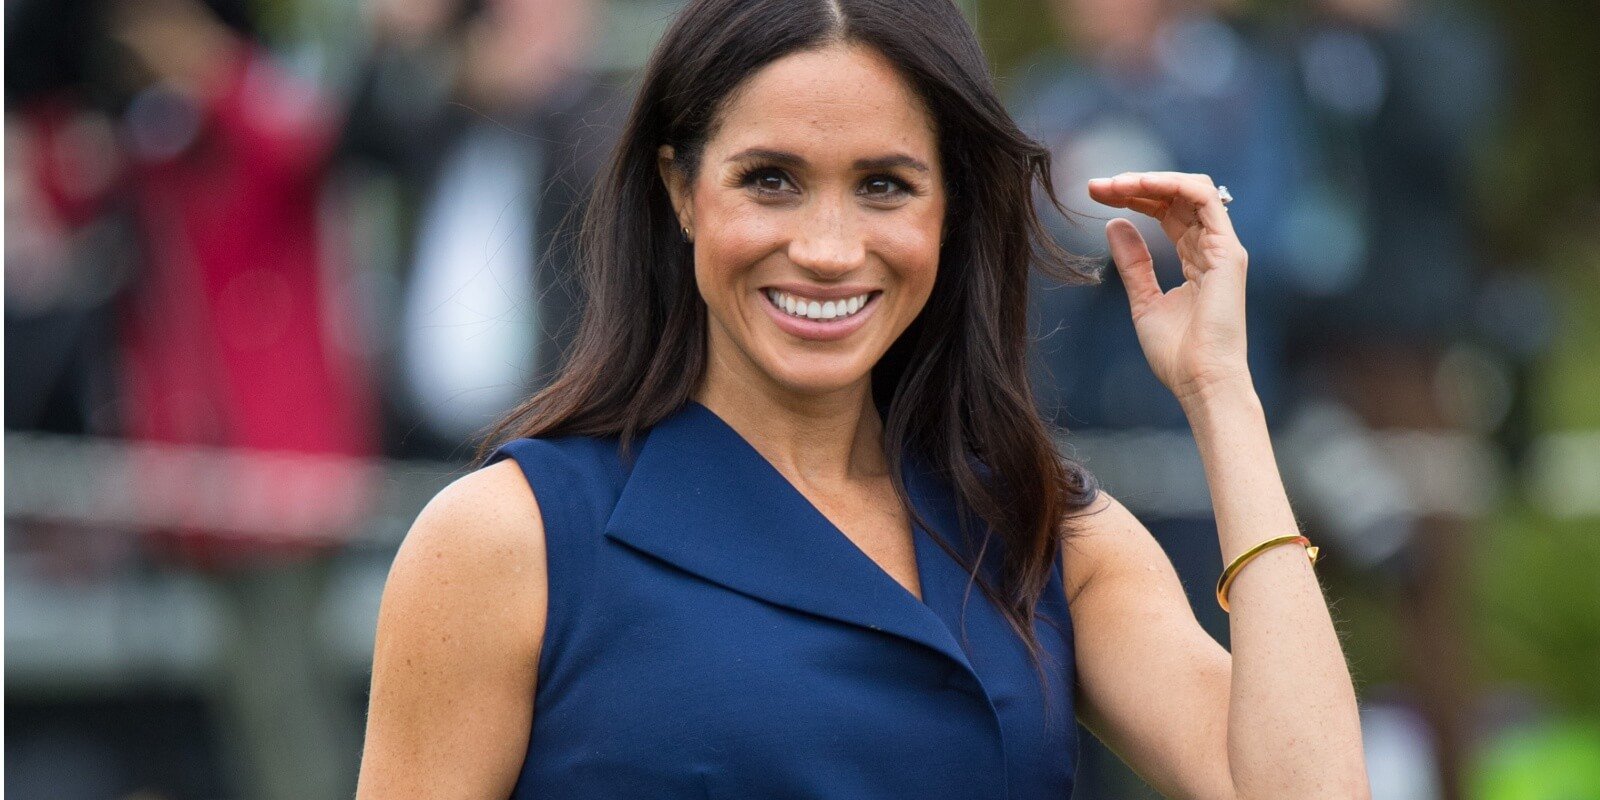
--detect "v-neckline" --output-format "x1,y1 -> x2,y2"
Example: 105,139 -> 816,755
686,398 -> 930,606
602,396 -> 998,675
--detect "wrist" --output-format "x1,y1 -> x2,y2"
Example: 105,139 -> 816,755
1176,372 -> 1259,416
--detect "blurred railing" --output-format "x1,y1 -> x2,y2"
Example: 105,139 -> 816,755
6,425 -> 1597,694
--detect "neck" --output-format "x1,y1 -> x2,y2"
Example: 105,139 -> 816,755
694,336 -> 888,488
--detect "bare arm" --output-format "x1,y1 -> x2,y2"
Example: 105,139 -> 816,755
1060,171 -> 1368,799
1062,492 -> 1238,800
1185,378 -> 1367,799
355,459 -> 547,799
1062,404 -> 1368,800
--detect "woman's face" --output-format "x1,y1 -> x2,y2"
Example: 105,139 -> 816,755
660,42 -> 946,400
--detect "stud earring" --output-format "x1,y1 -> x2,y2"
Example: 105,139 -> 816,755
681,226 -> 692,243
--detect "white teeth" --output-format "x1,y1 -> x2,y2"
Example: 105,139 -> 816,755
765,289 -> 874,322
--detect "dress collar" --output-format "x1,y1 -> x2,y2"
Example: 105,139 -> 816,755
603,399 -> 993,675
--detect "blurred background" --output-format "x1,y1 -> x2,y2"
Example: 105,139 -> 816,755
3,0 -> 1596,797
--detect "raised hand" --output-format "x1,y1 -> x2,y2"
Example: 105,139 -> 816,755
1087,172 -> 1252,408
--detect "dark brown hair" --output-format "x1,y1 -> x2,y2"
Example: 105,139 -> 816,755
477,0 -> 1102,702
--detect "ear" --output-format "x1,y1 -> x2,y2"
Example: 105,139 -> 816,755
657,144 -> 692,233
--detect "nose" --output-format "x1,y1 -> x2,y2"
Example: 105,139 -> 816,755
786,198 -> 867,278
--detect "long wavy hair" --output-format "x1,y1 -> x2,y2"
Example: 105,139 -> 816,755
477,0 -> 1102,699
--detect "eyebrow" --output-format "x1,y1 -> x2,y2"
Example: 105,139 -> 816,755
727,147 -> 931,173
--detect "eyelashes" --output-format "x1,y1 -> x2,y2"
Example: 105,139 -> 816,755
735,165 -> 798,195
731,164 -> 921,200
860,175 -> 915,198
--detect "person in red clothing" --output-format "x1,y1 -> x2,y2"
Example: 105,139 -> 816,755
104,0 -> 379,569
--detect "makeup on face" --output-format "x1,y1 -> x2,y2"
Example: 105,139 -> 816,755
679,42 -> 946,394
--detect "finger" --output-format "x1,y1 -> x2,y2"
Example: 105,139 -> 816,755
1182,259 -> 1203,285
1105,218 -> 1161,316
1088,172 -> 1166,206
1086,174 -> 1136,206
1086,182 -> 1169,220
1123,198 -> 1168,218
1090,173 -> 1235,238
1136,172 -> 1236,237
1089,175 -> 1189,233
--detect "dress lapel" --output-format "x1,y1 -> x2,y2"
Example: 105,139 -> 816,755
603,400 -> 984,676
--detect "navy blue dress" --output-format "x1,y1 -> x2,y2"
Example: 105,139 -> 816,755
484,399 -> 1080,799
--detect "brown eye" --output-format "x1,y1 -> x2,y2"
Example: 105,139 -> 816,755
743,167 -> 796,194
860,175 -> 908,197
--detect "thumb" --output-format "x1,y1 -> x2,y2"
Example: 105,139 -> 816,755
1106,218 -> 1162,316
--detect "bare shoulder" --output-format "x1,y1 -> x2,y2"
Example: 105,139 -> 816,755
355,459 -> 548,799
405,458 -> 549,572
1058,490 -> 1173,607
389,459 -> 549,650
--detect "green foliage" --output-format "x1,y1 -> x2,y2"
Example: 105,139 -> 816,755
1532,242 -> 1600,430
975,0 -> 1055,78
1469,718 -> 1600,800
1471,504 -> 1600,716
1468,0 -> 1600,257
1319,566 -> 1406,694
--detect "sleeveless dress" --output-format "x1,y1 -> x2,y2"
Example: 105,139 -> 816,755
483,399 -> 1080,799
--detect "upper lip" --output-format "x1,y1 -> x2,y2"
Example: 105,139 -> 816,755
762,283 -> 881,301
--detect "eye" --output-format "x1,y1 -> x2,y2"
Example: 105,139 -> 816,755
740,166 -> 797,195
859,175 -> 911,199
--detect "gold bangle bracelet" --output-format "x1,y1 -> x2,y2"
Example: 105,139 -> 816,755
1215,534 -> 1321,613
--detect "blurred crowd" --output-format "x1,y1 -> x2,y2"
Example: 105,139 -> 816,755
4,0 -> 1582,798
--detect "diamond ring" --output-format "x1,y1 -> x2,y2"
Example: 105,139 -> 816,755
1217,185 -> 1233,206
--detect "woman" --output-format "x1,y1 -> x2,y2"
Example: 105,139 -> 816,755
356,0 -> 1369,797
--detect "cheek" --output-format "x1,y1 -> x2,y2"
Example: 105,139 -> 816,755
693,195 -> 785,291
873,206 -> 943,298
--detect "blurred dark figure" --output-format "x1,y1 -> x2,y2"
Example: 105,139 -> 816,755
1010,0 -> 1322,796
1278,0 -> 1510,797
337,0 -> 625,461
4,0 -> 151,437
4,104 -> 129,438
6,0 -> 377,797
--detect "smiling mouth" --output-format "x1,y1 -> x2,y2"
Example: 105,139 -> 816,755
763,288 -> 881,322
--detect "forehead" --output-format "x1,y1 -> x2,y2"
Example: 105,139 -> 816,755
707,42 -> 938,162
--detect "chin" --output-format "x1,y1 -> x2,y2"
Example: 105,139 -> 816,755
761,352 -> 874,397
